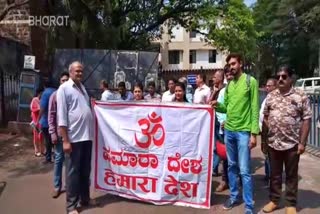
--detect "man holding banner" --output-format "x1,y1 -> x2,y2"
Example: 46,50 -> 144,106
57,61 -> 96,214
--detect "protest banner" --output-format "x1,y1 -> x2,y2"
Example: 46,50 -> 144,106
93,101 -> 214,209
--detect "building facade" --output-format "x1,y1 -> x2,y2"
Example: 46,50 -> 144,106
159,24 -> 227,71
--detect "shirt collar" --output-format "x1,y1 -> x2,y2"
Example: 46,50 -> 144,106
199,84 -> 208,90
168,90 -> 174,95
275,87 -> 294,96
121,91 -> 128,100
68,78 -> 83,88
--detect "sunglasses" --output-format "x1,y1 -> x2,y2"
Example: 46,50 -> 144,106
276,74 -> 288,80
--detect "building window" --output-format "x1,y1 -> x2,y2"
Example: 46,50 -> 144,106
169,50 -> 180,64
189,50 -> 196,64
190,31 -> 197,38
209,50 -> 217,63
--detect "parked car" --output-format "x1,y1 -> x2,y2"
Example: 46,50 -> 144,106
294,77 -> 320,94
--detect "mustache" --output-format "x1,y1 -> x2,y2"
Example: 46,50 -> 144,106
279,81 -> 284,84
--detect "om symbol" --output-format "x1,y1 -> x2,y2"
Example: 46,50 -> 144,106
134,112 -> 165,149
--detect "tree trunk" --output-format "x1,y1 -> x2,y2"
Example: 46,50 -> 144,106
29,0 -> 50,76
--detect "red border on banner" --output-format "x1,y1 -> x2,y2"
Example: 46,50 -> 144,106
93,101 -> 214,208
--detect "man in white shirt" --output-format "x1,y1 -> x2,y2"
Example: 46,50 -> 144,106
144,81 -> 161,101
193,74 -> 211,104
57,61 -> 97,214
161,79 -> 176,102
100,79 -> 114,101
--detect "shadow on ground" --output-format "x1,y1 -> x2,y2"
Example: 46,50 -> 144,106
253,173 -> 320,213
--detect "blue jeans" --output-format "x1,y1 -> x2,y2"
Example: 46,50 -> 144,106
225,130 -> 254,210
213,149 -> 220,174
53,137 -> 65,190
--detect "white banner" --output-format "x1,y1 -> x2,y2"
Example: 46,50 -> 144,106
93,101 -> 214,209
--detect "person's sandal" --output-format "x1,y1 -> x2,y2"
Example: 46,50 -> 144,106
51,189 -> 61,199
216,182 -> 228,192
35,152 -> 41,157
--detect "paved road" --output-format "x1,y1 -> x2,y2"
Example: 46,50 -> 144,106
0,136 -> 320,214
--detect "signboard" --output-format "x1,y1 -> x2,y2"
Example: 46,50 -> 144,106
187,75 -> 197,85
23,55 -> 35,70
93,102 -> 214,209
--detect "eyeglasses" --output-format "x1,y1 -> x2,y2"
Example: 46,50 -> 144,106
276,74 -> 288,80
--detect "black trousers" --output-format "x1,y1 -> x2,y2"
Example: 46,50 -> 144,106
65,141 -> 92,212
268,145 -> 300,207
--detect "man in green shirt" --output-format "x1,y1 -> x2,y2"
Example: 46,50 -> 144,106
211,53 -> 259,214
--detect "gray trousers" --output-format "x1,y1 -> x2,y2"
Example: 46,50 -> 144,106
65,141 -> 92,212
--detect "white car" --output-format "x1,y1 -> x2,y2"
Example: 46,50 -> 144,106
294,77 -> 320,94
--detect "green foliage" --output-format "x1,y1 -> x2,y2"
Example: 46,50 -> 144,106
51,0 -> 216,50
253,0 -> 320,81
197,0 -> 257,61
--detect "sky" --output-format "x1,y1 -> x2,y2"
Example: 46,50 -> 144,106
244,0 -> 257,6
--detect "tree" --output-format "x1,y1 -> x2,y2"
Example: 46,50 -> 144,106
50,0 -> 217,50
252,0 -> 320,81
196,0 -> 257,62
0,0 -> 29,21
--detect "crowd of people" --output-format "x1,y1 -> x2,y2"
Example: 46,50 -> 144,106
29,53 -> 311,214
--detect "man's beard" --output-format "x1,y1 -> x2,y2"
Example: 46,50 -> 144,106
231,68 -> 239,75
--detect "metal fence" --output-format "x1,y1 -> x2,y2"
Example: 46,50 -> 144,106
0,72 -> 20,126
0,37 -> 30,126
308,93 -> 320,149
53,49 -> 160,99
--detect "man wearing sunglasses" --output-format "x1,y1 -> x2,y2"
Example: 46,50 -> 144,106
210,53 -> 260,214
262,66 -> 311,214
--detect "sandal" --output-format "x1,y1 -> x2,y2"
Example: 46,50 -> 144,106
35,152 -> 41,157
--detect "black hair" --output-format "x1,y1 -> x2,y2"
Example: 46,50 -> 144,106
224,64 -> 231,74
118,81 -> 126,88
60,72 -> 69,79
100,80 -> 108,88
134,82 -> 144,91
197,73 -> 206,83
148,81 -> 156,88
35,88 -> 43,97
43,78 -> 55,88
226,53 -> 243,64
168,78 -> 177,84
278,65 -> 294,77
174,82 -> 188,102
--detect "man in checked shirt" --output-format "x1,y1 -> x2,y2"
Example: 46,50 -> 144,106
262,66 -> 311,214
48,72 -> 69,198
